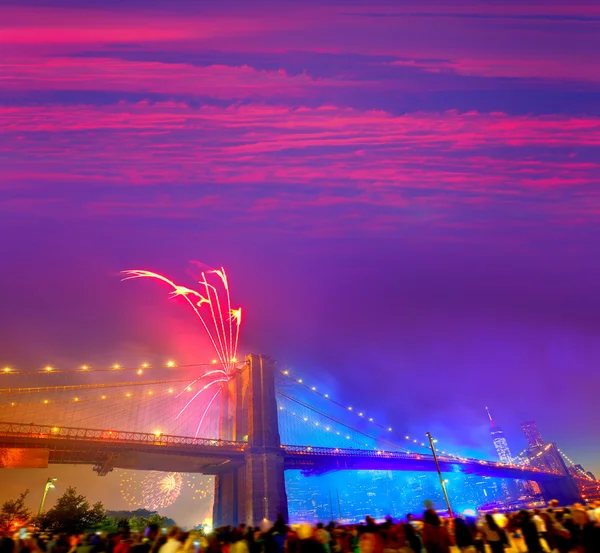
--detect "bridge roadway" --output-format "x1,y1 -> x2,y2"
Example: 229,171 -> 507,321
0,421 -> 563,482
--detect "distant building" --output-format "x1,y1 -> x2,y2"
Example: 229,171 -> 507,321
521,421 -> 545,449
486,407 -> 513,463
569,464 -> 597,481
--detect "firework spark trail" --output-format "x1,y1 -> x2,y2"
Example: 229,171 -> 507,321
122,270 -> 227,367
201,274 -> 229,369
122,265 -> 242,434
174,370 -> 228,400
231,308 -> 242,359
175,378 -> 227,420
212,268 -> 233,366
195,387 -> 221,438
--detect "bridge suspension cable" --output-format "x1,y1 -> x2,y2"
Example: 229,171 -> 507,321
0,361 -> 234,376
278,369 -> 464,459
276,390 -> 410,452
0,377 -> 222,439
0,377 -> 198,395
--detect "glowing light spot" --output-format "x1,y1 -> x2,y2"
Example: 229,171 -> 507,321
137,369 -> 143,375
168,389 -> 174,393
81,365 -> 88,370
3,367 -> 9,373
126,393 -> 131,398
311,387 -> 316,391
324,394 -> 329,398
74,397 -> 79,402
187,386 -> 192,392
113,364 -> 120,370
358,412 -> 364,417
348,406 -> 353,411
142,363 -> 148,368
153,430 -> 162,437
45,366 -> 53,372
148,391 -> 153,395
101,396 -> 106,400
43,400 -> 49,404
167,360 -> 175,367
52,427 -> 59,433
212,359 -> 217,364
230,357 -> 237,363
369,418 -> 373,422
282,370 -> 289,375
297,379 -> 303,383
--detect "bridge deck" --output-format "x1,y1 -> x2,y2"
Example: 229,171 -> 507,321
0,422 -> 561,481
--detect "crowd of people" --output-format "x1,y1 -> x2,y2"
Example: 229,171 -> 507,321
2,500 -> 600,553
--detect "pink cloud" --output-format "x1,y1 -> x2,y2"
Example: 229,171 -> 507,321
2,103 -> 599,194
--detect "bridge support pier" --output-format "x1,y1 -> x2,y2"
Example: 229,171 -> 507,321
213,354 -> 288,527
538,476 -> 583,506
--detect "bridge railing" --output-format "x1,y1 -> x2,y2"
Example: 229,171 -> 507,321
0,421 -> 246,451
282,444 -> 420,459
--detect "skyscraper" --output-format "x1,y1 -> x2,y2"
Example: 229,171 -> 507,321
521,421 -> 545,449
486,407 -> 512,463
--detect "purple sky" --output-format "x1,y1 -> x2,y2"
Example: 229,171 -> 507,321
1,0 -> 600,515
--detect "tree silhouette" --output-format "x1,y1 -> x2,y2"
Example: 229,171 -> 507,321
41,486 -> 105,534
0,490 -> 31,534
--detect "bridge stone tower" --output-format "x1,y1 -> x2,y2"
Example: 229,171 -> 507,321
212,354 -> 288,527
528,443 -> 583,505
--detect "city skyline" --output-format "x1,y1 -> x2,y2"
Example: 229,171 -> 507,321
1,0 -> 599,522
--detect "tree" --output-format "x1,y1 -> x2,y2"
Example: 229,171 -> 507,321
129,513 -> 169,532
95,516 -> 128,534
41,486 -> 105,534
0,491 -> 31,534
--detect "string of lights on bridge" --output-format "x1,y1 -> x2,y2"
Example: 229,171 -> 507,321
557,448 -> 594,480
0,376 -> 219,406
278,368 -> 471,461
0,361 -> 227,376
276,391 -> 412,452
0,386 -> 185,407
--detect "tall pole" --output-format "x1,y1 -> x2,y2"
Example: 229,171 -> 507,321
426,432 -> 453,518
336,488 -> 342,521
329,490 -> 334,522
37,478 -> 56,519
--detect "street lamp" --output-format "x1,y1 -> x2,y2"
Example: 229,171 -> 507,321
37,478 -> 57,518
426,432 -> 453,517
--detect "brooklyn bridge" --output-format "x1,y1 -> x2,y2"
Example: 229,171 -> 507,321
0,355 -> 593,526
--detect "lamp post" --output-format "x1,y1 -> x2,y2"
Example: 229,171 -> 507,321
426,432 -> 453,517
37,478 -> 57,519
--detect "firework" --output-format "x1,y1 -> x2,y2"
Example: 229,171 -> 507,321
119,471 -> 144,507
187,474 -> 214,501
119,471 -> 213,510
122,265 -> 242,436
142,472 -> 183,510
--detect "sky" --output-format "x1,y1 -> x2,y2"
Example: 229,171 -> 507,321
1,0 -> 600,521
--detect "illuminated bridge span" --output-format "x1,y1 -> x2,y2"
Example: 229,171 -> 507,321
0,354 -> 591,526
0,421 -> 557,482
